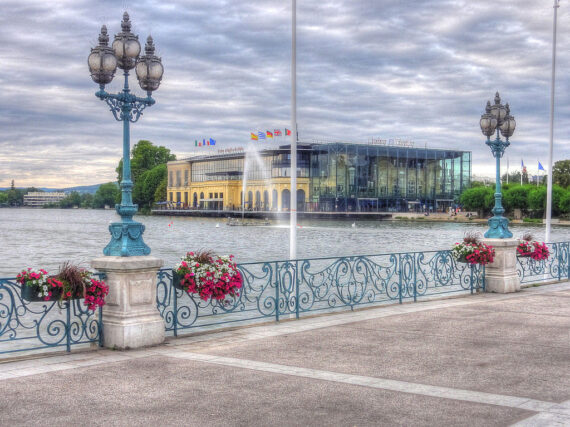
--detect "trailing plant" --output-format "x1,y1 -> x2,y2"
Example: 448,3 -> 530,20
174,250 -> 242,302
16,263 -> 109,310
451,232 -> 495,265
517,234 -> 550,261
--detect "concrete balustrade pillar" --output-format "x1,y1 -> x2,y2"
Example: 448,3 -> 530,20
481,238 -> 521,293
91,256 -> 164,350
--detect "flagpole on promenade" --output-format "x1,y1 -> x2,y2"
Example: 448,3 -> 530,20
290,0 -> 297,260
546,0 -> 559,242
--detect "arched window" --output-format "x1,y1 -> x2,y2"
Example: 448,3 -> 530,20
297,189 -> 305,212
193,192 -> 197,208
281,189 -> 290,211
255,191 -> 261,210
263,191 -> 269,211
199,192 -> 204,209
272,189 -> 278,210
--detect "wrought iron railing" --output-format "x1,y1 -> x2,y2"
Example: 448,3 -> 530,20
516,242 -> 570,284
0,277 -> 103,356
156,250 -> 485,336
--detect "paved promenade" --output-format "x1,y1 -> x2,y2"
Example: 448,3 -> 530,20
1,282 -> 569,426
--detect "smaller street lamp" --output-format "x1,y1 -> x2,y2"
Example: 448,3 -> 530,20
479,92 -> 516,239
88,12 -> 164,256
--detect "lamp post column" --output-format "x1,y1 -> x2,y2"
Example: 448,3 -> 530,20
479,93 -> 520,293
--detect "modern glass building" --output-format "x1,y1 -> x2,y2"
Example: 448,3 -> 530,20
166,142 -> 471,213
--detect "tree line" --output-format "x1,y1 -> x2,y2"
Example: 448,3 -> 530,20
461,160 -> 570,219
1,140 -> 174,212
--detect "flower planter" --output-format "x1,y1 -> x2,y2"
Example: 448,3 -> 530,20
21,285 -> 62,302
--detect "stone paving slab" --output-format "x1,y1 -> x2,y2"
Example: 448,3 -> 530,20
201,286 -> 570,402
0,356 -> 531,427
0,282 -> 569,426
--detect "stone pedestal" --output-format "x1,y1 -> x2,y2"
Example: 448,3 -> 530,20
91,256 -> 164,350
481,238 -> 520,293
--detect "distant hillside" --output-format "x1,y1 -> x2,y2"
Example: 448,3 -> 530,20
0,183 -> 112,194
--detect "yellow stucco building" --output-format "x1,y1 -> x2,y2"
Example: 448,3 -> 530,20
167,142 -> 470,213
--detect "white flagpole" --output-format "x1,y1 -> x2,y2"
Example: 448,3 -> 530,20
546,0 -> 559,243
290,0 -> 297,260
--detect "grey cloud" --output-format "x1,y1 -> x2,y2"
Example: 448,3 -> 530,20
0,0 -> 568,187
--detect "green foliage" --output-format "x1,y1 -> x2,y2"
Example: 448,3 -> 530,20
459,186 -> 494,216
502,185 -> 532,213
528,185 -> 565,217
116,140 -> 176,183
553,160 -> 570,188
559,191 -> 570,214
80,193 -> 94,208
0,192 -> 8,204
93,182 -> 120,209
59,191 -> 82,208
154,176 -> 168,203
469,181 -> 486,188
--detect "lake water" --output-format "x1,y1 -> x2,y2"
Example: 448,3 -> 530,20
1,208 -> 569,277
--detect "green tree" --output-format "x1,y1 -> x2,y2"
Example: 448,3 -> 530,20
559,190 -> 570,214
80,193 -> 94,208
459,186 -> 494,217
0,191 -> 8,205
59,191 -> 82,208
7,181 -> 22,206
501,171 -> 522,185
553,160 -> 570,188
503,185 -> 531,213
116,140 -> 176,183
528,185 -> 565,217
93,183 -> 120,209
154,176 -> 168,203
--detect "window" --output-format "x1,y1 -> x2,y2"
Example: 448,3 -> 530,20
176,171 -> 181,187
184,170 -> 188,186
168,171 -> 173,187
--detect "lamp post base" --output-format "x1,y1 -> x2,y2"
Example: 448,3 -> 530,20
484,216 -> 513,239
103,220 -> 151,257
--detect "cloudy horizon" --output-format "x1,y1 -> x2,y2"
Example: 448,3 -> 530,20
0,0 -> 568,188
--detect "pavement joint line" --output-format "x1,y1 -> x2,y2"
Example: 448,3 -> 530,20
164,351 -> 567,415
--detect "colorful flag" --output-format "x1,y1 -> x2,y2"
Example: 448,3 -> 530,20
210,138 -> 216,146
285,128 -> 291,136
251,132 -> 258,140
266,131 -> 273,138
258,131 -> 266,140
274,129 -> 282,136
203,139 -> 206,146
538,161 -> 545,171
195,140 -> 198,146
521,159 -> 525,169
198,142 -> 202,147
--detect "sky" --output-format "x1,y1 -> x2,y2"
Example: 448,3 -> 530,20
0,0 -> 568,188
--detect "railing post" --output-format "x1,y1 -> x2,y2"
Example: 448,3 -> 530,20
413,254 -> 417,302
173,272 -> 178,337
482,265 -> 486,291
65,301 -> 71,353
275,262 -> 280,322
566,242 -> 570,280
295,260 -> 300,319
470,265 -> 474,294
98,305 -> 104,347
556,243 -> 561,282
398,254 -> 403,304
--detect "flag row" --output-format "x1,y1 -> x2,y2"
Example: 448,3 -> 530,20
195,138 -> 216,147
250,129 -> 292,140
520,160 -> 546,172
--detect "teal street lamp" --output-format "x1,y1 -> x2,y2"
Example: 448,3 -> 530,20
88,13 -> 164,256
479,92 -> 516,239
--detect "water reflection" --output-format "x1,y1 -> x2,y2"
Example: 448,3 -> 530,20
1,208 -> 568,277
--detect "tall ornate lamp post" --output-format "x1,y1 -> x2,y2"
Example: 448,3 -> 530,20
479,92 -> 516,239
88,12 -> 164,256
